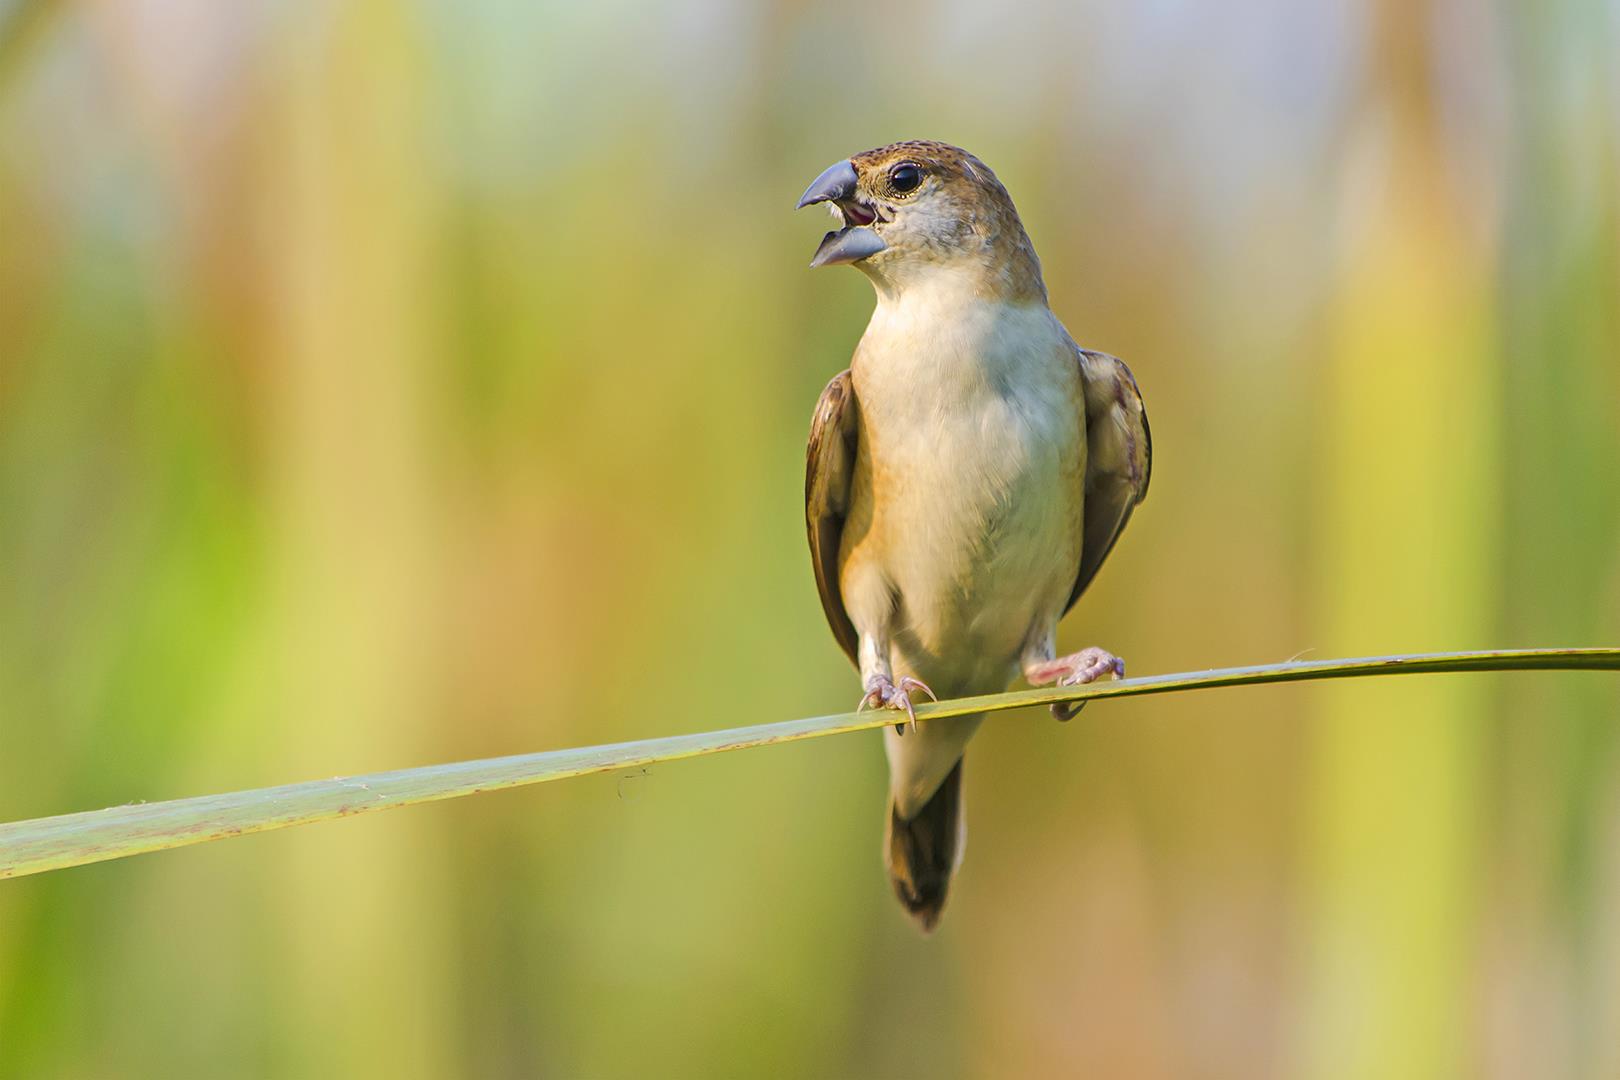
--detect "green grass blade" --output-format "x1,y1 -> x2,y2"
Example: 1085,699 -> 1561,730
3,647 -> 1616,880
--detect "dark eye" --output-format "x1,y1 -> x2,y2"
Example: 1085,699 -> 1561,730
889,162 -> 922,194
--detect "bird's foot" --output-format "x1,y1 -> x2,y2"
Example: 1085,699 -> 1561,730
858,674 -> 937,735
1024,647 -> 1125,722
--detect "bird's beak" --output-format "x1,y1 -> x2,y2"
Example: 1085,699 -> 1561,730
797,160 -> 858,209
797,159 -> 887,268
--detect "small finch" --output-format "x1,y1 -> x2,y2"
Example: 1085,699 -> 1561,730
798,141 -> 1151,931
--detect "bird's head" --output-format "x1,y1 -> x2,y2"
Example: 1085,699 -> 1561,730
796,140 -> 1045,302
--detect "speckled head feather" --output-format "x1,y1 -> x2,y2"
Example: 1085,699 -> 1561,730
842,140 -> 1046,303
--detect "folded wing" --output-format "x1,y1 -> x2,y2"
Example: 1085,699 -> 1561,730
805,370 -> 860,664
1066,349 -> 1152,614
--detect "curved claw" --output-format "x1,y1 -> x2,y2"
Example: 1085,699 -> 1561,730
1050,700 -> 1087,723
898,675 -> 936,703
897,677 -> 934,734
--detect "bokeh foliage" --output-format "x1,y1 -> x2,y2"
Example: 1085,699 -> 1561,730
1,1 -> 1617,1077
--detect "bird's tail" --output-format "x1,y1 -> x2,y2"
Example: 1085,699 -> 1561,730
884,758 -> 965,932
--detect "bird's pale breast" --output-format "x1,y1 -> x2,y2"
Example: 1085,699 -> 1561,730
841,289 -> 1085,698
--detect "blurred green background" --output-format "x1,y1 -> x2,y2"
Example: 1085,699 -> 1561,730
1,0 -> 1617,1077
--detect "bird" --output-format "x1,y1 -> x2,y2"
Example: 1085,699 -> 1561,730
797,140 -> 1151,931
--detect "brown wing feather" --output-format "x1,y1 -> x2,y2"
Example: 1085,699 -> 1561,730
1065,349 -> 1152,615
805,370 -> 860,665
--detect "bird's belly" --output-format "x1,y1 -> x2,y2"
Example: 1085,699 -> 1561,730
869,408 -> 1082,694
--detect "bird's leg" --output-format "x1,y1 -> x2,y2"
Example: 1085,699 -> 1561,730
856,632 -> 935,735
1021,633 -> 1125,722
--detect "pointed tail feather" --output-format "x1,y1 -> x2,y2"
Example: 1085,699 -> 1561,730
884,758 -> 965,932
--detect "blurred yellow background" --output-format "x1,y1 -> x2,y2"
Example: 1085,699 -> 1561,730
2,1 -> 1618,1077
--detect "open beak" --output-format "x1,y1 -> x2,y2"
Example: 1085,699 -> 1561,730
796,159 -> 886,268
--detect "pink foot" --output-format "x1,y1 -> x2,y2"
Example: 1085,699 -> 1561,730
858,674 -> 936,735
1025,647 -> 1125,722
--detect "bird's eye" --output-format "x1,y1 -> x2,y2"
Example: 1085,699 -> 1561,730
889,163 -> 922,194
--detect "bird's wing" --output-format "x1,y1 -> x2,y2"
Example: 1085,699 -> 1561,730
1064,349 -> 1152,615
805,369 -> 860,665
